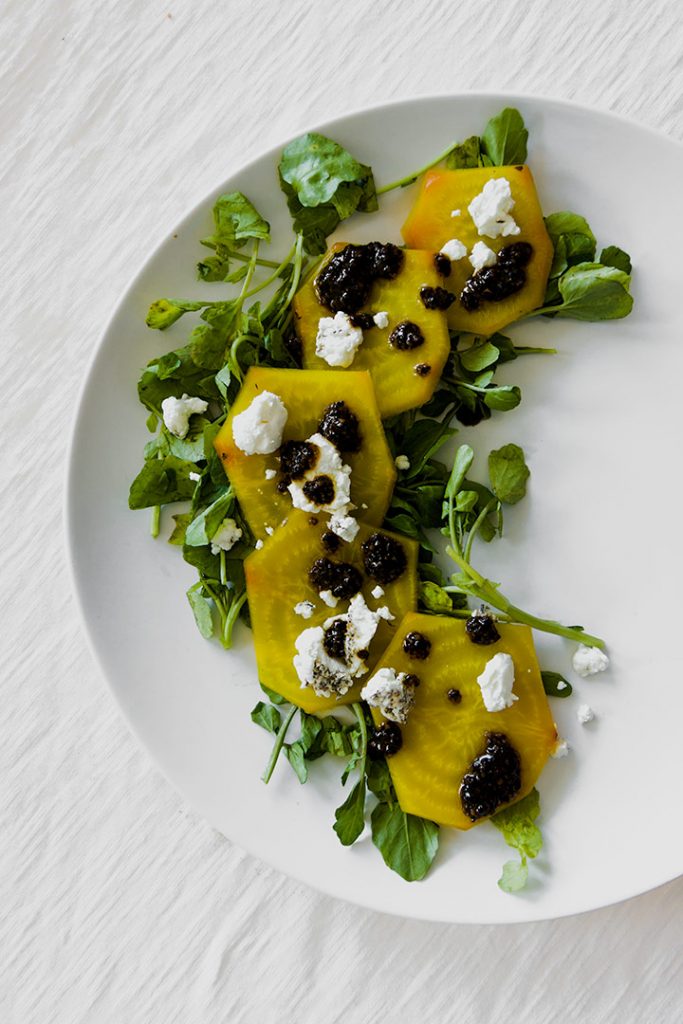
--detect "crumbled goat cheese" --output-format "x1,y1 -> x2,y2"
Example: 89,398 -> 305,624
577,703 -> 595,724
552,738 -> 570,759
232,391 -> 288,455
440,238 -> 468,262
254,539 -> 264,550
572,644 -> 610,677
294,600 -> 315,619
189,471 -> 201,482
161,394 -> 208,439
293,627 -> 353,698
371,585 -> 384,599
328,513 -> 359,542
265,468 -> 276,480
324,594 -> 384,677
468,177 -> 520,238
315,311 -> 364,367
376,606 -> 394,621
210,517 -> 242,554
476,652 -> 518,712
373,311 -> 390,329
451,208 -> 461,217
469,241 -> 498,272
394,455 -> 411,471
556,680 -> 568,691
361,667 -> 416,724
319,590 -> 338,608
265,526 -> 274,536
288,433 -> 352,515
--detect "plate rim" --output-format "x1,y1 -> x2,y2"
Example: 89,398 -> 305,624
65,91 -> 683,924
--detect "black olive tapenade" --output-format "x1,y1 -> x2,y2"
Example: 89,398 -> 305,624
368,721 -> 403,759
389,321 -> 424,351
465,612 -> 501,646
318,400 -> 362,453
279,440 -> 318,481
433,252 -> 451,278
308,558 -> 363,599
402,631 -> 431,660
459,732 -> 522,821
315,242 -> 405,314
447,688 -> 462,704
302,475 -> 335,506
460,241 -> 534,312
361,533 -> 407,584
414,363 -> 431,376
321,530 -> 342,552
419,285 -> 456,310
323,618 -> 348,661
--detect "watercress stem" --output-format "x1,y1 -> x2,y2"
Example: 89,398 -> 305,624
261,704 -> 297,783
377,141 -> 458,195
242,239 -> 297,301
150,505 -> 161,538
221,589 -> 247,649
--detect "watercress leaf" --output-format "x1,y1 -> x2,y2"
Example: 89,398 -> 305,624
146,299 -> 205,330
279,181 -> 341,255
203,421 -> 229,489
482,385 -> 521,411
554,262 -> 633,321
481,107 -> 528,166
197,255 -> 231,282
491,788 -> 543,863
490,334 -> 518,364
279,132 -> 377,210
445,135 -> 483,169
445,444 -> 474,500
498,857 -> 529,893
181,543 -> 220,579
544,212 -> 596,271
169,512 -> 192,546
473,370 -> 495,388
333,778 -> 366,846
600,245 -> 632,274
128,455 -> 197,509
401,418 -> 457,479
186,584 -> 215,639
316,717 -> 355,758
541,670 -> 573,698
260,683 -> 288,706
370,802 -> 439,881
488,443 -> 530,505
460,341 -> 500,372
419,580 -> 455,613
251,701 -> 282,734
185,488 -> 235,547
455,490 -> 478,513
209,192 -> 270,249
284,741 -> 309,784
166,420 -> 209,462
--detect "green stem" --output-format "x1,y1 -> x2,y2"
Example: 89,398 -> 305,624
513,345 -> 557,355
464,498 -> 498,562
221,589 -> 247,649
201,242 -> 282,269
150,505 -> 161,538
261,704 -> 297,783
242,239 -> 297,300
377,141 -> 458,194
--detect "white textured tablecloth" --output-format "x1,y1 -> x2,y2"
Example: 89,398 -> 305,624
3,1 -> 683,1021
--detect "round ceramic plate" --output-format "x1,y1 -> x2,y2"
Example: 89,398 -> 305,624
67,95 -> 683,923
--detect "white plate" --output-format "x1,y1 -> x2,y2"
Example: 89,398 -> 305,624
66,95 -> 683,923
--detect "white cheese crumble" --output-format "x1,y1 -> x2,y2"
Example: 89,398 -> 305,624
572,644 -> 610,677
476,652 -> 518,712
440,238 -> 467,262
319,590 -> 338,608
264,468 -> 276,480
373,311 -> 389,329
265,526 -> 274,536
161,394 -> 208,439
210,517 -> 242,554
315,311 -> 364,367
189,471 -> 201,482
552,738 -> 570,759
287,433 -> 352,515
232,391 -> 288,455
394,454 -> 411,471
361,668 -> 416,724
294,600 -> 315,619
294,594 -> 386,697
556,680 -> 568,691
469,241 -> 497,272
371,585 -> 384,599
376,605 -> 394,621
254,539 -> 264,550
450,209 -> 461,217
328,513 -> 359,542
577,703 -> 595,724
467,177 -> 520,238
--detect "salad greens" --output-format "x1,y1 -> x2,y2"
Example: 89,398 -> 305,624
129,105 -> 630,892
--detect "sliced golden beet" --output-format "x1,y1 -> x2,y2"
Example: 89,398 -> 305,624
245,512 -> 418,713
368,612 -> 557,828
293,244 -> 451,418
402,166 -> 553,335
214,366 -> 395,541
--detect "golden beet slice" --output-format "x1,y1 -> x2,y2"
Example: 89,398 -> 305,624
293,245 -> 451,417
245,512 -> 418,713
368,612 -> 557,828
214,367 -> 395,541
402,166 -> 553,335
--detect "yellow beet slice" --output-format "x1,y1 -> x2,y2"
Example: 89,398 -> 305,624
214,366 -> 395,541
293,245 -> 451,418
368,612 -> 557,828
245,512 -> 418,713
402,166 -> 553,335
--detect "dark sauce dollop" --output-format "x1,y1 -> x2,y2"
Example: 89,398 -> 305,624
419,285 -> 456,310
318,400 -> 362,453
315,242 -> 405,314
460,241 -> 534,312
361,533 -> 407,584
459,732 -> 522,821
308,558 -> 363,599
389,321 -> 424,351
323,618 -> 348,661
465,612 -> 501,646
279,440 -> 317,482
302,475 -> 335,506
368,721 -> 403,759
402,631 -> 431,660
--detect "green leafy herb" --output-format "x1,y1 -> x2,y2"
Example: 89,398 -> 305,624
445,135 -> 483,169
202,192 -> 271,250
539,262 -> 633,321
146,299 -> 207,331
186,582 -> 215,639
250,701 -> 282,735
184,487 -> 236,547
279,132 -> 377,254
370,801 -> 440,882
491,788 -> 543,893
128,455 -> 197,509
488,443 -> 530,505
333,704 -> 368,846
541,671 -> 573,698
480,107 -> 529,166
599,245 -> 632,274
